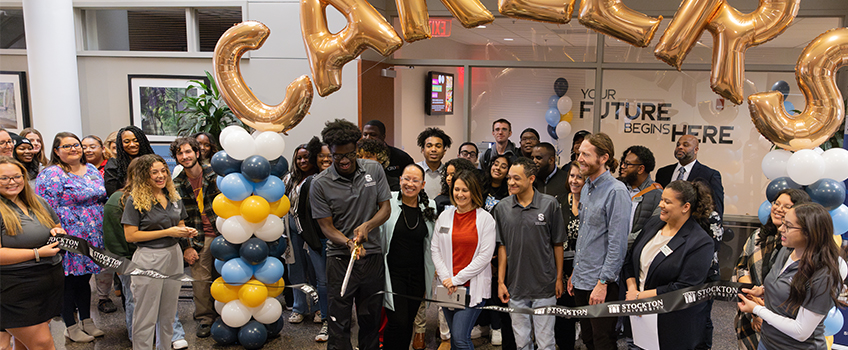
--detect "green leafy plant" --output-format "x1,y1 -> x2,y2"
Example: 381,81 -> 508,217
177,71 -> 246,143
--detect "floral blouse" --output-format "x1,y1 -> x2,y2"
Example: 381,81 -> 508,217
36,164 -> 107,276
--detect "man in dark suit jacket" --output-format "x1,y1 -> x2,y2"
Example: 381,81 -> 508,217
655,135 -> 724,217
619,145 -> 663,248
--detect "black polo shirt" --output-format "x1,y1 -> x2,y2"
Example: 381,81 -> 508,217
385,146 -> 414,192
492,191 -> 566,299
310,159 -> 391,257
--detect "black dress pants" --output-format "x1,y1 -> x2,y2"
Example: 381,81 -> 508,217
327,254 -> 384,350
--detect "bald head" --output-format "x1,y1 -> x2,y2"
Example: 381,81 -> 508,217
674,135 -> 699,165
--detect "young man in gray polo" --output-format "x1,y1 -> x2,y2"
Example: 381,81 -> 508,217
494,157 -> 565,350
310,119 -> 391,350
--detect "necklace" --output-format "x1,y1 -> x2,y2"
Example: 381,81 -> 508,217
402,204 -> 420,230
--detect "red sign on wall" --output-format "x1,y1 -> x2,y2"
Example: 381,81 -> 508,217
429,18 -> 452,37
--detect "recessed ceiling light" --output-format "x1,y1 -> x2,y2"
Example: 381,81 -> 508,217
504,38 -> 514,41
476,25 -> 486,29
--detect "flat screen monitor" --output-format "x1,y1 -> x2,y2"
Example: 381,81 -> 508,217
426,71 -> 454,115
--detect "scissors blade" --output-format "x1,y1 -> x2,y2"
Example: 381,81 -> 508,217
339,245 -> 359,296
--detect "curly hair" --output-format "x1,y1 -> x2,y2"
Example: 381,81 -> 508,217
440,158 -> 476,196
115,126 -> 155,183
357,138 -> 389,168
20,128 -> 48,166
666,180 -> 713,222
396,164 -> 437,222
321,119 -> 361,147
416,127 -> 452,149
512,156 -> 539,178
122,154 -> 180,213
0,156 -> 55,236
622,145 -> 656,173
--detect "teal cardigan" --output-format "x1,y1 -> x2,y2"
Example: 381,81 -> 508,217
380,192 -> 436,311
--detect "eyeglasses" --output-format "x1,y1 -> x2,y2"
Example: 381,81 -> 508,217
0,140 -> 13,146
332,151 -> 357,161
520,136 -> 539,142
460,150 -> 478,158
621,162 -> 643,168
400,177 -> 423,184
0,174 -> 23,183
783,223 -> 802,232
57,143 -> 82,150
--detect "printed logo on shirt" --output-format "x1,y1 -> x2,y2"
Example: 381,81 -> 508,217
535,213 -> 546,225
364,174 -> 375,187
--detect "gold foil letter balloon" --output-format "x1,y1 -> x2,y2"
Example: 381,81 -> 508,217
499,0 -> 574,24
655,0 -> 800,105
749,28 -> 848,151
301,0 -> 403,97
214,21 -> 314,134
577,0 -> 662,47
396,0 -> 495,42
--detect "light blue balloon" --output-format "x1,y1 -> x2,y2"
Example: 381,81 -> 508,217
545,107 -> 560,127
219,173 -> 254,201
784,101 -> 797,115
221,258 -> 253,286
216,175 -> 223,190
254,175 -> 286,203
824,306 -> 843,336
214,259 -> 225,274
548,95 -> 559,108
830,204 -> 848,235
758,200 -> 771,225
253,257 -> 285,285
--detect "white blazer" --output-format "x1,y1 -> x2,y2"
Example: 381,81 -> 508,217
430,207 -> 496,307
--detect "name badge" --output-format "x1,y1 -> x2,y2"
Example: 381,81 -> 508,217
660,245 -> 673,256
439,226 -> 450,234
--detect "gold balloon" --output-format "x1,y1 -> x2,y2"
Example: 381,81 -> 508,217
654,0 -> 722,68
301,0 -> 403,97
499,0 -> 574,24
441,0 -> 495,28
748,28 -> 848,152
395,0 -> 431,42
578,0 -> 662,47
560,111 -> 573,123
214,21 -> 314,134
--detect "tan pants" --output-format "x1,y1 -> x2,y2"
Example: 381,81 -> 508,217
131,244 -> 183,350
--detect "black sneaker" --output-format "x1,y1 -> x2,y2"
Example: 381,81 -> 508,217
196,323 -> 212,338
97,299 -> 117,313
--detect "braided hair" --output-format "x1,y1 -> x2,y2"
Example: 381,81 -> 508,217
396,164 -> 437,222
115,126 -> 155,183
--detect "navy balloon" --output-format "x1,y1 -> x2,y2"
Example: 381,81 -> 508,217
209,236 -> 241,261
210,317 -> 239,345
765,177 -> 801,202
267,237 -> 286,258
548,95 -> 559,108
211,151 -> 242,177
240,237 -> 270,265
771,80 -> 790,98
554,77 -> 569,97
807,178 -> 847,211
269,156 -> 289,178
547,124 -> 558,140
265,314 -> 285,338
238,320 -> 268,350
241,155 -> 271,182
545,108 -> 560,127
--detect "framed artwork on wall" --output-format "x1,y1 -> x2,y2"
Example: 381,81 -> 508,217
128,74 -> 207,142
0,71 -> 30,132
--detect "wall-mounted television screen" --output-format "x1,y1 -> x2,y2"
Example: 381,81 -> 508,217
426,71 -> 454,115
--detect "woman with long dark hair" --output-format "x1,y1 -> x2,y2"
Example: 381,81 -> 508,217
738,202 -> 843,349
434,158 -> 476,214
35,132 -> 107,342
483,155 -> 511,212
104,126 -> 155,196
193,132 -> 218,165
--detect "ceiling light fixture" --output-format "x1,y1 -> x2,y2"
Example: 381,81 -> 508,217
504,38 -> 514,41
477,25 -> 486,29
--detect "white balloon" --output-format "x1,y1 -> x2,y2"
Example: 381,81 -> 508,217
219,126 -> 246,147
251,298 -> 283,324
761,149 -> 792,179
822,148 -> 848,182
221,300 -> 252,328
555,122 -> 572,140
840,257 -> 848,281
786,149 -> 825,185
214,300 -> 225,315
223,131 -> 256,160
221,216 -> 253,244
215,216 -> 226,233
814,147 -> 824,154
254,132 -> 286,161
556,96 -> 573,114
254,215 -> 284,242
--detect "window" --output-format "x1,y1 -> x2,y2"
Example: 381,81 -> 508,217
0,9 -> 26,49
197,8 -> 243,52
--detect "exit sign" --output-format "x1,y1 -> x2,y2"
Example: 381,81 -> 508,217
429,18 -> 452,37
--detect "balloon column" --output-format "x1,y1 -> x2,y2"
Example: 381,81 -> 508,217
546,77 -> 573,141
209,125 -> 290,349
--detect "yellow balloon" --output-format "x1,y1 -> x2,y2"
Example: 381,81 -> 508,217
240,195 -> 271,223
269,196 -> 291,217
835,234 -> 842,247
827,335 -> 833,349
267,278 -> 286,297
213,194 -> 242,219
210,277 -> 240,303
560,111 -> 573,123
239,279 -> 269,308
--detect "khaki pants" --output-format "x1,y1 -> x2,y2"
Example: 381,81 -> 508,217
131,244 -> 183,350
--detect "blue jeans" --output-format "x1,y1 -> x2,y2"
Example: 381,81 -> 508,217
119,274 -> 185,342
307,238 -> 329,320
288,220 -> 316,315
758,341 -> 767,350
443,299 -> 485,350
509,297 -> 556,350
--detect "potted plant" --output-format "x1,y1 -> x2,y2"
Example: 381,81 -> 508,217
177,70 -> 246,144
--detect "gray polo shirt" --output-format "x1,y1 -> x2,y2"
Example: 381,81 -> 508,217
492,191 -> 566,299
310,159 -> 391,257
572,170 -> 631,291
761,247 -> 834,350
121,195 -> 188,249
0,197 -> 62,271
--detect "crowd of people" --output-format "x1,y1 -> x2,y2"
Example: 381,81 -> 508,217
0,118 -> 844,350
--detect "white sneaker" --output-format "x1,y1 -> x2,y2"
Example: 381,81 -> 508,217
470,325 -> 489,339
288,312 -> 304,324
313,311 -> 323,324
491,329 -> 502,346
172,339 -> 188,349
315,321 -> 329,342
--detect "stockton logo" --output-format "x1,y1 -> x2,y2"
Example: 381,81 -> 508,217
684,285 -> 738,304
538,214 -> 545,221
607,304 -> 621,314
365,174 -> 373,182
683,291 -> 697,303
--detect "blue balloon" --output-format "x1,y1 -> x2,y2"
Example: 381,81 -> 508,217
253,257 -> 285,285
830,205 -> 848,236
210,317 -> 239,345
264,314 -> 285,338
807,178 -> 847,211
545,107 -> 560,127
758,200 -> 771,225
221,258 -> 253,285
216,175 -> 223,190
209,236 -> 241,261
548,95 -> 559,108
254,175 -> 286,203
238,320 -> 269,350
219,173 -> 254,201
766,177 -> 801,202
771,80 -> 790,98
240,237 -> 270,265
241,155 -> 271,183
211,150 -> 242,177
784,101 -> 797,115
214,259 -> 225,274
267,237 -> 286,258
547,124 -> 558,140
269,156 -> 289,178
824,306 -> 844,336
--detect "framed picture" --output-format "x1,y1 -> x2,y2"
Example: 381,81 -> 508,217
128,74 -> 207,142
0,71 -> 30,132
